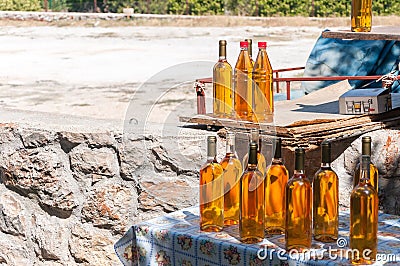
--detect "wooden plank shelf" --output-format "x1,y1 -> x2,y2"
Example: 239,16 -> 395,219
179,107 -> 400,147
322,26 -> 400,41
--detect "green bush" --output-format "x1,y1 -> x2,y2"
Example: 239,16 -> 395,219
5,0 -> 400,16
0,0 -> 41,11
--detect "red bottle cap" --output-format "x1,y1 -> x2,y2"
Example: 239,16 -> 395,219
258,42 -> 267,48
240,41 -> 248,48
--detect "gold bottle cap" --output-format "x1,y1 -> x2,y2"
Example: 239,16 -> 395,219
361,136 -> 372,156
207,136 -> 217,157
219,40 -> 227,58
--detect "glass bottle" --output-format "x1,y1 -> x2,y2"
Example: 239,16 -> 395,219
285,148 -> 312,250
213,40 -> 233,117
351,0 -> 372,32
234,41 -> 253,121
353,136 -> 378,191
220,132 -> 243,226
265,137 -> 288,235
239,142 -> 265,243
242,129 -> 267,177
200,136 -> 224,232
252,41 -> 274,122
245,39 -> 254,66
313,141 -> 338,242
350,155 -> 378,264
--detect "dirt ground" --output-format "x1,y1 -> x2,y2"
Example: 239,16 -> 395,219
0,15 -> 398,123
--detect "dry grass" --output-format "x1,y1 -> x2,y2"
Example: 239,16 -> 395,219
0,15 -> 400,28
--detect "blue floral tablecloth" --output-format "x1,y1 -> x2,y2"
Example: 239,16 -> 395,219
114,206 -> 400,266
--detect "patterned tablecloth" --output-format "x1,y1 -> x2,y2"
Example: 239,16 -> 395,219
114,206 -> 400,266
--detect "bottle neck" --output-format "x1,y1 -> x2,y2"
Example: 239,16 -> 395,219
249,131 -> 261,152
294,169 -> 305,175
362,141 -> 371,156
360,162 -> 370,182
207,155 -> 217,163
321,162 -> 331,168
272,157 -> 283,165
294,148 -> 305,173
219,44 -> 227,59
207,138 -> 217,160
273,138 -> 282,159
226,134 -> 236,155
247,142 -> 258,166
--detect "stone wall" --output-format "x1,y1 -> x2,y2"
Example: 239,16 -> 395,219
0,125 -> 202,265
0,124 -> 399,265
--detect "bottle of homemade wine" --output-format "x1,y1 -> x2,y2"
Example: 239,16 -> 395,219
244,39 -> 254,66
213,40 -> 233,117
252,41 -> 274,122
313,141 -> 338,242
239,141 -> 265,243
200,136 -> 224,232
351,0 -> 372,32
220,132 -> 243,226
350,155 -> 378,264
285,148 -> 312,251
234,41 -> 253,120
242,129 -> 267,177
265,137 -> 288,235
353,136 -> 378,191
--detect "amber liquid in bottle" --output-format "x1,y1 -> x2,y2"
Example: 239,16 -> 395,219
213,40 -> 233,117
353,136 -> 378,192
245,39 -> 254,66
200,136 -> 224,232
313,141 -> 338,242
265,137 -> 288,235
234,41 -> 253,120
242,129 -> 267,177
221,132 -> 243,226
350,155 -> 378,264
285,148 -> 312,250
351,0 -> 372,32
252,41 -> 273,122
240,142 -> 265,243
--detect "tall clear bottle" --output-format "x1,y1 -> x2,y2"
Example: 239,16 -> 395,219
252,41 -> 274,122
239,142 -> 265,243
351,0 -> 372,32
350,155 -> 378,264
234,41 -> 253,120
313,141 -> 338,242
265,137 -> 288,235
353,136 -> 378,191
221,132 -> 243,226
242,129 -> 267,177
200,136 -> 224,232
213,40 -> 233,117
285,148 -> 312,250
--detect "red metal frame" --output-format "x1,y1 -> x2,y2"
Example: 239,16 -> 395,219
194,67 -> 399,114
